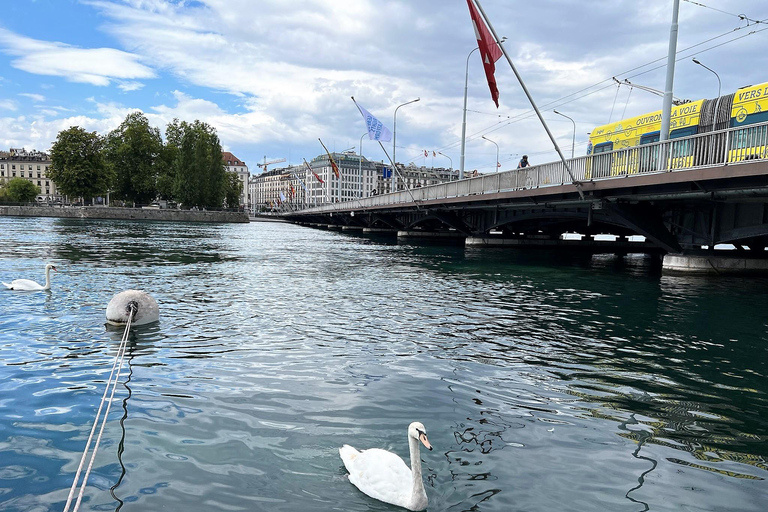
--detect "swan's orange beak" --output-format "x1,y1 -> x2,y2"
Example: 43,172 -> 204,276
51,266 -> 57,271
419,432 -> 432,451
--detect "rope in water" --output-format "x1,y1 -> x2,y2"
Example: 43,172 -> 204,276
63,302 -> 136,512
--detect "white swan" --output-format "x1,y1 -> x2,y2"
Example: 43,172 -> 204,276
340,422 -> 432,511
2,263 -> 57,291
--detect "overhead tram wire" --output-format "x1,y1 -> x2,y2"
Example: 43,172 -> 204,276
426,19 -> 767,166
450,21 -> 768,152
476,20 -> 766,128
682,0 -> 767,26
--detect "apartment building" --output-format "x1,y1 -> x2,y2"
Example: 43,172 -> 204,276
0,148 -> 62,202
222,151 -> 250,209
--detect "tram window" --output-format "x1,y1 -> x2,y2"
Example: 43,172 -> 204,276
640,131 -> 660,145
730,125 -> 766,149
593,142 -> 613,154
670,127 -> 697,157
670,127 -> 696,139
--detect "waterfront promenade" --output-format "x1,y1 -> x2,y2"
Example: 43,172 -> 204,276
0,205 -> 249,223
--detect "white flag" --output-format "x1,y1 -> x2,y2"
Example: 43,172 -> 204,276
353,99 -> 393,142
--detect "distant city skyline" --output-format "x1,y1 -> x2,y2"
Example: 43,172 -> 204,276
0,0 -> 766,174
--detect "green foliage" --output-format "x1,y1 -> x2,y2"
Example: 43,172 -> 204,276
224,171 -> 243,208
6,178 -> 39,202
48,116 -> 230,208
48,127 -> 113,199
104,112 -> 163,204
165,119 -> 227,208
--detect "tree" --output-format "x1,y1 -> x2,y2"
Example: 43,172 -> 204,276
104,112 -> 163,205
165,119 -> 226,208
6,178 -> 39,202
223,171 -> 242,208
48,127 -> 112,200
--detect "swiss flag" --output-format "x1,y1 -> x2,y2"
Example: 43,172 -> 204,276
466,0 -> 503,107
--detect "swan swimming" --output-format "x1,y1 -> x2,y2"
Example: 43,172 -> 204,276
2,263 -> 57,291
340,422 -> 432,511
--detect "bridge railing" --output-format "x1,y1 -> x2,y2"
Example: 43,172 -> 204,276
293,121 -> 768,214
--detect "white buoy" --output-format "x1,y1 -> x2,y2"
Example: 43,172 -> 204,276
106,290 -> 159,326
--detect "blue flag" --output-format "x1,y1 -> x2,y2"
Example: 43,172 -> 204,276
352,98 -> 393,142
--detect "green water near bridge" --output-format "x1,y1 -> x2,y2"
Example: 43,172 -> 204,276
0,217 -> 765,511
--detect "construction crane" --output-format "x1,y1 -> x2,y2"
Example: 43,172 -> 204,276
257,156 -> 286,172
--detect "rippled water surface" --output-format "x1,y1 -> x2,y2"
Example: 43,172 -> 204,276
0,216 -> 766,511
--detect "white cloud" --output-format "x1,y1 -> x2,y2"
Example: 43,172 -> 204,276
0,0 -> 765,172
0,99 -> 17,111
0,28 -> 156,86
19,93 -> 45,102
117,81 -> 145,92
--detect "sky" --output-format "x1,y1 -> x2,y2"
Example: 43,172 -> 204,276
0,0 -> 766,175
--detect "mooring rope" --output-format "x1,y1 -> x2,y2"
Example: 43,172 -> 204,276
63,302 -> 136,512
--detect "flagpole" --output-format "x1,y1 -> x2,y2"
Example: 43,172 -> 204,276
471,0 -> 584,200
377,141 -> 419,209
304,158 -> 336,209
318,138 -> 343,206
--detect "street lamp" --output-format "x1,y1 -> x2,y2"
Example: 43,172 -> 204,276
359,132 -> 367,197
437,152 -> 453,171
481,135 -> 500,172
553,110 -> 576,159
692,57 -> 722,131
460,37 -> 506,180
393,98 -> 420,192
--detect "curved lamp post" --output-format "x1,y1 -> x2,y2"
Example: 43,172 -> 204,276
481,135 -> 500,172
437,152 -> 453,170
393,98 -> 420,192
693,57 -> 721,131
553,110 -> 576,159
359,132 -> 367,197
460,37 -> 506,180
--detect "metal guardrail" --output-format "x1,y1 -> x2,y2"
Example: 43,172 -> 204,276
293,121 -> 768,214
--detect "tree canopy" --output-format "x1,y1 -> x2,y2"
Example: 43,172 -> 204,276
165,119 -> 227,208
48,127 -> 113,200
104,111 -> 163,205
47,115 -> 233,209
5,178 -> 39,202
224,172 -> 243,209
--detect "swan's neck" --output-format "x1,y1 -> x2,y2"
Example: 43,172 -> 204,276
43,267 -> 51,290
408,435 -> 427,509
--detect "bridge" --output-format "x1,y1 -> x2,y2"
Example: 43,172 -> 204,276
283,121 -> 768,273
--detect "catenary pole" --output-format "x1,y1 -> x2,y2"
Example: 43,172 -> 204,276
660,0 -> 680,142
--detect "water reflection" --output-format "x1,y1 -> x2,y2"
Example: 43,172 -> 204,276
1,218 -> 767,512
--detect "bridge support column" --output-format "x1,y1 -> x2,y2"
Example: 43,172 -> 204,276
397,230 -> 465,241
663,254 -> 768,274
363,227 -> 397,234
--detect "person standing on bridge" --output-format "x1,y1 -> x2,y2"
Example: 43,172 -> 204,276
518,155 -> 530,168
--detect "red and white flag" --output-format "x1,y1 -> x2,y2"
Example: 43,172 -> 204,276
318,138 -> 340,179
466,0 -> 503,107
304,158 -> 324,184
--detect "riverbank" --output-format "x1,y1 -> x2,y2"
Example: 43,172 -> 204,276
0,205 -> 249,223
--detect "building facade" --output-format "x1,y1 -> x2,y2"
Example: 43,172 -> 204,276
249,154 -> 459,212
304,151 -> 378,206
372,162 -> 458,195
222,151 -> 250,209
0,148 -> 61,202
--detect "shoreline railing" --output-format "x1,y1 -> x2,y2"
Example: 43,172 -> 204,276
291,121 -> 768,214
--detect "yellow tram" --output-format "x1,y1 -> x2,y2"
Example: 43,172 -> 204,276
586,80 -> 768,178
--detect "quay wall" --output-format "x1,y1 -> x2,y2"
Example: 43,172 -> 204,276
0,205 -> 249,223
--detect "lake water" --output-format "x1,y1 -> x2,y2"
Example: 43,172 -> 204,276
0,216 -> 766,511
